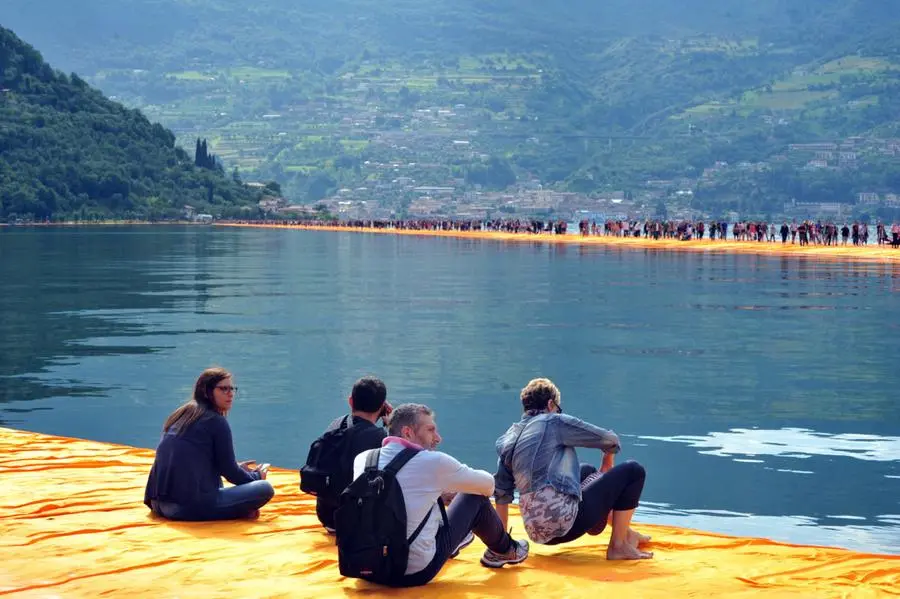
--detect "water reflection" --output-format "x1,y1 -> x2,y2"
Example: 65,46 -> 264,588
0,227 -> 249,404
637,502 -> 900,555
0,227 -> 897,554
640,428 -> 900,462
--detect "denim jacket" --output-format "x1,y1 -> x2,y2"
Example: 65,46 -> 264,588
493,412 -> 620,504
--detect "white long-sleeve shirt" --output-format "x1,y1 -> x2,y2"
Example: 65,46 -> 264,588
353,438 -> 494,575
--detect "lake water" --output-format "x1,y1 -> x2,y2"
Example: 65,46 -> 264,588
1,226 -> 898,554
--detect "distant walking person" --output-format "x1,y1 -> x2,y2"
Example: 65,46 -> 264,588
144,367 -> 274,521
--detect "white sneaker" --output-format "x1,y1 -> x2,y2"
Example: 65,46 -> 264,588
480,538 -> 529,568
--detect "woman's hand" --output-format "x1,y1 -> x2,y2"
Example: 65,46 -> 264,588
239,460 -> 269,479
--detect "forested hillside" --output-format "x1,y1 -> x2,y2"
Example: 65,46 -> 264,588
2,0 -> 900,216
0,26 -> 266,221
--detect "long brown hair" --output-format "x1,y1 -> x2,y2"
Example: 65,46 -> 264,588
163,367 -> 232,434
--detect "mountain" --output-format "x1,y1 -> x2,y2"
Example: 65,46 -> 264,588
2,1 -> 900,217
0,25 -> 267,221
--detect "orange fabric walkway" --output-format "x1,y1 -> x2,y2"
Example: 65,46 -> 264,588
1,427 -> 897,598
220,223 -> 900,265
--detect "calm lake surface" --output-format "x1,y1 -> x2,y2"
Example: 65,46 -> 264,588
1,226 -> 898,554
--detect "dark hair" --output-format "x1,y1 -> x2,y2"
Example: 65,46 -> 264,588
350,376 -> 387,414
520,378 -> 561,412
163,367 -> 232,434
388,403 -> 433,436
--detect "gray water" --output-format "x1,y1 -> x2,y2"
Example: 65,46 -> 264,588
1,226 -> 898,554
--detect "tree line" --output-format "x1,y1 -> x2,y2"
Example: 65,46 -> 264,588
0,26 -> 268,221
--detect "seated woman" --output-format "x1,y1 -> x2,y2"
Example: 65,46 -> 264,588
493,378 -> 652,560
144,367 -> 275,521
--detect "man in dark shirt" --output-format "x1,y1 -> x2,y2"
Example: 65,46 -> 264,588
315,376 -> 392,533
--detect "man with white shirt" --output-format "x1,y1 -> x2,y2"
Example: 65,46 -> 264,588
352,403 -> 529,587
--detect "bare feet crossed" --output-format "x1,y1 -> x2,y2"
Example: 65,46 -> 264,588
627,528 -> 651,547
607,541 -> 654,560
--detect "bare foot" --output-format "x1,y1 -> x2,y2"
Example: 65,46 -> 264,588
607,541 -> 653,560
627,528 -> 651,547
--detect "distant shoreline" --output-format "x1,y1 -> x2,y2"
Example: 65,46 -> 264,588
219,222 -> 900,264
1,221 -> 195,226
6,221 -> 899,264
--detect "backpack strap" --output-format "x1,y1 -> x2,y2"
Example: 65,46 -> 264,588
408,497 -> 449,544
364,448 -> 381,472
382,447 -> 420,476
363,446 -> 418,478
378,447 -> 438,545
336,414 -> 357,461
437,496 -> 449,528
408,505 -> 433,544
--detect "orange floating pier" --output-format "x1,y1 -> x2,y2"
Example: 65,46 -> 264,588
1,427 -> 898,597
219,223 -> 900,265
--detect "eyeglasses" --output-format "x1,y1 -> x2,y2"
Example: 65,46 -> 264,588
553,400 -> 563,414
216,385 -> 238,393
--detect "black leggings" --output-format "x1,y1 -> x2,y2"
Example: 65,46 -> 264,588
545,460 -> 646,545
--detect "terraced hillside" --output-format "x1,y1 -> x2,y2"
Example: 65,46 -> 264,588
0,26 -> 267,221
2,0 -> 899,217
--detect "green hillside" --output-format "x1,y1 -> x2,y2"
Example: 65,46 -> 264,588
2,0 -> 900,216
0,25 -> 267,221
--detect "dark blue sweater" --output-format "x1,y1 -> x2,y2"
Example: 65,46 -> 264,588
144,411 -> 259,508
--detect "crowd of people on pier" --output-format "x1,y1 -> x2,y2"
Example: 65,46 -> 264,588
240,217 -> 900,248
144,369 -> 651,588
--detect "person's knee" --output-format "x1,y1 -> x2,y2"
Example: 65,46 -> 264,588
460,493 -> 490,509
254,480 -> 275,502
623,460 -> 646,482
454,493 -> 493,519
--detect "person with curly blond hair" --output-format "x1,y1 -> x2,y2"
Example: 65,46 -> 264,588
492,378 -> 652,560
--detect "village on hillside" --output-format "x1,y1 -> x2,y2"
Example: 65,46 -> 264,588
247,125 -> 900,223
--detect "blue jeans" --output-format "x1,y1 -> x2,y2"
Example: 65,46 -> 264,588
151,480 -> 275,521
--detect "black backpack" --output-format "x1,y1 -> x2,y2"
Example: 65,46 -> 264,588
300,415 -> 356,499
335,447 -> 448,584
